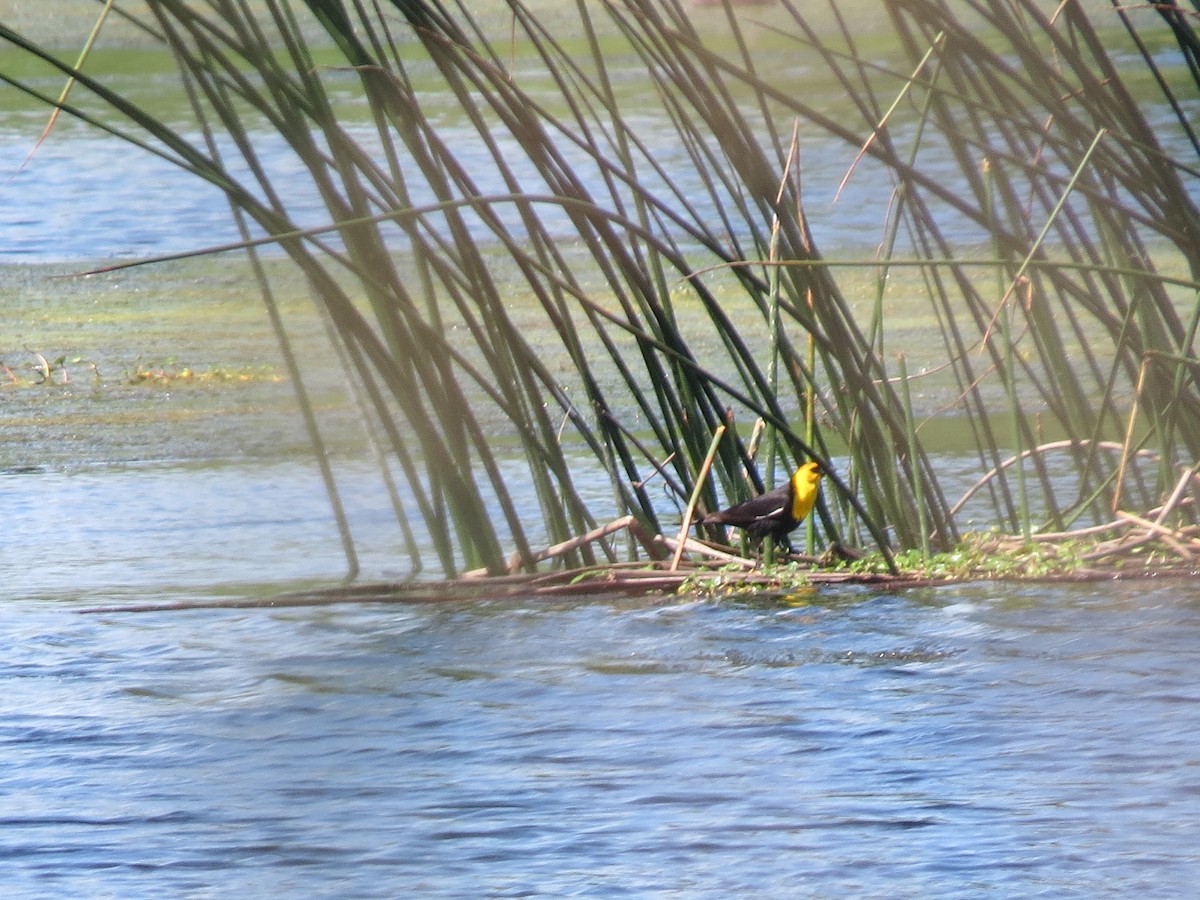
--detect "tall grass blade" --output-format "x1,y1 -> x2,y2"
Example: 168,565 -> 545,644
1,0 -> 1197,578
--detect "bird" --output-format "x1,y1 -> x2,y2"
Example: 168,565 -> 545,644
699,461 -> 825,548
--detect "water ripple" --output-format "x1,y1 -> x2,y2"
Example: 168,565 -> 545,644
1,578 -> 1199,896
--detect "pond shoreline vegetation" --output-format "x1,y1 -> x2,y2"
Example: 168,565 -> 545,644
3,0 -> 1199,600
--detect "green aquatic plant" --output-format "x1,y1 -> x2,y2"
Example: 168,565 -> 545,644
676,561 -> 814,600
0,351 -> 98,388
848,533 -> 1089,581
125,360 -> 284,385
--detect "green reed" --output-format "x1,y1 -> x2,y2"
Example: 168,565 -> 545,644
1,0 -> 1197,576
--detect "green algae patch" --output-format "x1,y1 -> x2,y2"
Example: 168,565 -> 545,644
0,258 -> 359,467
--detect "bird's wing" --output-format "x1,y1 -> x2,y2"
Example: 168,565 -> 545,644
756,503 -> 786,521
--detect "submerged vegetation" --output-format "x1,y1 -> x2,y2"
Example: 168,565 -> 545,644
0,350 -> 282,387
125,359 -> 284,385
2,1 -> 1199,586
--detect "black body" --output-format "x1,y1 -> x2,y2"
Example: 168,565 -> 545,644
700,482 -> 795,544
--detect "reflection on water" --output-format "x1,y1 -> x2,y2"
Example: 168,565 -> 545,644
2,578 -> 1199,895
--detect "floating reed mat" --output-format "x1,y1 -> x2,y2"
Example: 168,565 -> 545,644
79,509 -> 1200,614
77,565 -> 940,615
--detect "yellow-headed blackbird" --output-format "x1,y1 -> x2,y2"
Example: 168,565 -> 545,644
700,461 -> 824,546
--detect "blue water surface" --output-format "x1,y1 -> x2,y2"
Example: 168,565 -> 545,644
3,574 -> 1199,897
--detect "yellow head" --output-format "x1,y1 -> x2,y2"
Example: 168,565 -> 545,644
788,461 -> 824,524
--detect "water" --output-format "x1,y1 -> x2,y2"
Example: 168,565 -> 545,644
3,68 -> 1197,268
4,459 -> 1200,895
4,459 -> 1199,894
0,113 -> 904,265
4,577 -> 1200,896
